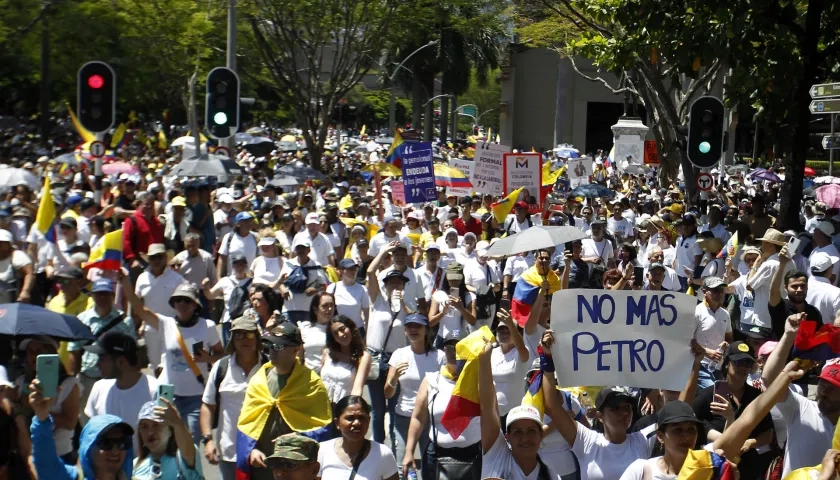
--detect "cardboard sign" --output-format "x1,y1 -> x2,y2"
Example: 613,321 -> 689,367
390,180 -> 406,207
400,142 -> 436,203
644,140 -> 660,165
566,157 -> 592,188
550,289 -> 697,391
447,158 -> 475,197
503,152 -> 543,212
473,141 -> 508,196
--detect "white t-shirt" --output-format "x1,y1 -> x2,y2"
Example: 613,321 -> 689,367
202,355 -> 261,462
136,268 -> 185,318
156,315 -> 221,397
378,266 -> 425,312
299,321 -> 327,373
292,231 -> 335,267
541,396 -> 585,477
572,423 -> 654,480
431,289 -> 474,340
327,281 -> 370,329
279,257 -> 327,313
582,238 -> 614,265
219,231 -> 259,271
317,438 -> 398,480
620,457 -> 676,480
730,276 -> 755,325
320,355 -> 356,404
481,429 -> 543,480
366,295 -> 407,354
84,374 -> 158,453
250,255 -> 283,285
491,345 -> 531,416
777,389 -> 834,477
388,346 -> 446,417
693,303 -> 732,368
607,217 -> 633,241
213,275 -> 253,324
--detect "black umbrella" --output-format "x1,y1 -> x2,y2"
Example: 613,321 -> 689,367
242,142 -> 275,157
277,162 -> 329,182
0,304 -> 94,341
169,154 -> 244,177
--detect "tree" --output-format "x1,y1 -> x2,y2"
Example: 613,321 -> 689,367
243,0 -> 397,170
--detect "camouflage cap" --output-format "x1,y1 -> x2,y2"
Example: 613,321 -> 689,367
265,433 -> 319,467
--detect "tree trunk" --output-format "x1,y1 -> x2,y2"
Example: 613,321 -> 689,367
439,95 -> 449,144
412,78 -> 424,130
423,76 -> 435,142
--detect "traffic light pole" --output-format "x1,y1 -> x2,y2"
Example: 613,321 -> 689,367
220,0 -> 237,152
94,132 -> 105,204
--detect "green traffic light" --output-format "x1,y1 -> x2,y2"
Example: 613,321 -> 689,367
214,112 -> 228,125
699,141 -> 711,153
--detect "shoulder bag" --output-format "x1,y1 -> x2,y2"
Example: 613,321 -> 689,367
366,307 -> 398,381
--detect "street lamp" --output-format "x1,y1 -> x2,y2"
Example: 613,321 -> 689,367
386,40 -> 439,136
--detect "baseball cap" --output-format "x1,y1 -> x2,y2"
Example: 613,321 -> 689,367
383,269 -> 409,284
425,243 -> 441,252
724,341 -> 756,363
218,194 -> 234,204
230,252 -> 248,264
668,204 -> 684,215
514,201 -> 528,210
648,262 -> 666,272
293,237 -> 311,249
738,325 -> 774,340
258,236 -> 278,247
356,238 -> 369,248
147,243 -> 167,257
443,329 -> 466,344
682,214 -> 697,225
446,262 -> 464,281
656,400 -> 702,431
235,212 -> 254,223
594,386 -> 635,410
305,212 -> 320,225
338,258 -> 358,269
404,313 -> 429,326
58,217 -> 77,229
263,321 -> 303,348
137,401 -> 162,423
505,405 -> 543,430
91,279 -> 116,293
55,266 -> 84,280
170,196 -> 187,208
702,276 -> 727,290
757,341 -> 778,358
84,331 -> 139,358
819,364 -> 840,389
810,251 -> 838,273
817,221 -> 835,236
265,433 -> 319,468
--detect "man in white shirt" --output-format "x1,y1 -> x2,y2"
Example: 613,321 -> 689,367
292,212 -> 336,268
501,201 -> 540,236
377,243 -> 426,314
278,237 -> 327,324
674,214 -> 702,292
581,218 -> 615,269
809,221 -> 840,281
806,251 -> 840,323
694,276 -> 733,389
748,228 -> 795,329
83,331 -> 157,453
607,201 -> 634,244
368,216 -> 412,258
415,243 -> 444,303
699,205 -> 731,244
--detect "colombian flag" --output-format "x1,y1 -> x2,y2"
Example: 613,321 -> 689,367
440,326 -> 495,439
510,266 -> 562,327
677,450 -> 736,480
110,123 -> 127,149
522,371 -> 545,418
792,319 -> 840,361
490,187 -> 524,223
235,363 -> 331,479
542,162 -> 565,187
36,177 -> 58,243
718,231 -> 738,259
434,164 -> 473,189
83,230 -> 123,270
386,130 -> 404,168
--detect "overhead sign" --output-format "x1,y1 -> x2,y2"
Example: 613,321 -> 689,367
644,140 -> 660,165
550,289 -> 697,391
400,141 -> 436,203
390,180 -> 406,207
503,152 -> 543,213
460,106 -> 477,118
89,140 -> 107,158
809,99 -> 840,114
566,157 -> 592,188
823,136 -> 840,149
810,83 -> 840,99
696,172 -> 714,191
472,141 -> 508,196
447,158 -> 475,197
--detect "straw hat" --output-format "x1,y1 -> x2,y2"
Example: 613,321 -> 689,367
757,228 -> 786,246
697,237 -> 724,253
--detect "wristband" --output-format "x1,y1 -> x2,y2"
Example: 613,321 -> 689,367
537,345 -> 555,373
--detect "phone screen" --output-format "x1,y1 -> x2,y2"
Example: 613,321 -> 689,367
714,380 -> 731,398
500,298 -> 510,310
157,384 -> 175,406
450,287 -> 459,298
36,354 -> 60,398
633,266 -> 644,286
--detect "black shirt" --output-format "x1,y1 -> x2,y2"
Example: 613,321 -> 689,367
768,298 -> 822,340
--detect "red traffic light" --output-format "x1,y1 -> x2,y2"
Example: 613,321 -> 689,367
87,74 -> 105,89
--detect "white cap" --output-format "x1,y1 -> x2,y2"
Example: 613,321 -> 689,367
505,405 -> 543,430
258,236 -> 278,247
817,221 -> 834,236
338,181 -> 349,188
305,212 -> 320,225
293,237 -> 311,249
0,230 -> 13,243
408,211 -> 423,221
810,251 -> 838,273
218,194 -> 234,204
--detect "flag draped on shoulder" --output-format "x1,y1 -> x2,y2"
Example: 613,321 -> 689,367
83,230 -> 123,270
36,177 -> 58,243
491,187 -> 524,224
236,363 -> 331,479
511,266 -> 562,327
440,326 -> 495,439
677,449 -> 736,480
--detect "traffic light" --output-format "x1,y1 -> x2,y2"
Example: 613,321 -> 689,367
77,61 -> 116,133
205,67 -> 240,139
687,96 -> 724,168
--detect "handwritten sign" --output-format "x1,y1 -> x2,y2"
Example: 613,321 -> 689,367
473,141 -> 508,196
549,289 -> 697,391
400,142 -> 435,203
447,158 -> 475,197
503,152 -> 542,212
390,180 -> 406,207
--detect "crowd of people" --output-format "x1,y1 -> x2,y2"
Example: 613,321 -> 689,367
0,135 -> 838,480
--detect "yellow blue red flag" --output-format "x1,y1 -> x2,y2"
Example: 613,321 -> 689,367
83,230 -> 122,270
440,326 -> 495,438
511,266 -> 562,327
36,177 -> 58,243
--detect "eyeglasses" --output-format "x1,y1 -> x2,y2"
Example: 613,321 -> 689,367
261,341 -> 288,353
96,437 -> 131,451
319,303 -> 335,311
233,331 -> 257,340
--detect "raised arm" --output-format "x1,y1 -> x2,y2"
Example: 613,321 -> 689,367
367,242 -> 398,301
767,245 -> 790,307
498,309 -> 528,362
539,330 -> 577,447
478,337 -> 501,453
679,341 -> 707,404
401,376 -> 431,474
120,269 -> 160,330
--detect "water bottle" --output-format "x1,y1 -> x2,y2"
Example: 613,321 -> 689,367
407,468 -> 418,480
391,290 -> 402,313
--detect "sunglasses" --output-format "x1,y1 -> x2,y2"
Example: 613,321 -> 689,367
261,340 -> 288,353
233,331 -> 257,340
96,436 -> 132,451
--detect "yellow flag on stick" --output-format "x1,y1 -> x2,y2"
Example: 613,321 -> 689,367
491,187 -> 524,224
66,103 -> 96,143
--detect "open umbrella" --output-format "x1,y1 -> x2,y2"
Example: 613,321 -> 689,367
553,145 -> 580,158
816,184 -> 840,208
171,136 -> 205,148
277,162 -> 329,182
246,127 -> 267,135
726,164 -> 750,174
569,183 -> 615,198
434,163 -> 472,188
0,304 -> 94,341
170,153 -> 244,177
804,166 -> 817,177
753,170 -> 782,183
487,226 -> 588,257
280,134 -> 297,142
54,153 -> 85,167
277,141 -> 298,152
269,175 -> 301,187
0,168 -> 39,190
102,162 -> 140,175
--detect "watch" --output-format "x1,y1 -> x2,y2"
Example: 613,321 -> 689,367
201,435 -> 213,445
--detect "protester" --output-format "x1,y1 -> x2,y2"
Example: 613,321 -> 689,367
299,292 -> 334,373
202,252 -> 254,346
327,258 -> 370,332
133,400 -> 202,479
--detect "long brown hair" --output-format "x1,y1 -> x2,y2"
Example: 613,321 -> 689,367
326,315 -> 364,366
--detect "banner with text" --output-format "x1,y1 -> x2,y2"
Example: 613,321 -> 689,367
447,158 -> 475,197
549,289 -> 696,391
503,152 -> 543,212
472,141 -> 508,196
400,142 -> 436,203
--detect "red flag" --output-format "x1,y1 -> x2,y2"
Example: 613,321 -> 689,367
792,320 -> 840,361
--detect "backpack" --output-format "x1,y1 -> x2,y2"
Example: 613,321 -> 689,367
227,278 -> 253,320
211,352 -> 268,428
284,264 -> 318,294
474,284 -> 496,320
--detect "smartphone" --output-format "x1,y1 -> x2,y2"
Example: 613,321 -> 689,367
450,287 -> 459,298
192,341 -> 204,356
787,236 -> 801,255
693,264 -> 705,280
36,354 -> 60,398
714,380 -> 731,398
157,384 -> 175,407
500,298 -> 511,310
633,266 -> 644,286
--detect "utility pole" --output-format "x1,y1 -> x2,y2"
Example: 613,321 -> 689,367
221,0 -> 237,150
450,95 -> 458,144
39,3 -> 50,139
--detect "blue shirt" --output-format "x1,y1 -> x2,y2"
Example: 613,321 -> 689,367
133,451 -> 203,480
189,203 -> 215,252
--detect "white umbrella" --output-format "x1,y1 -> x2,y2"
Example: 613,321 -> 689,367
171,136 -> 205,148
0,168 -> 39,190
487,226 -> 588,257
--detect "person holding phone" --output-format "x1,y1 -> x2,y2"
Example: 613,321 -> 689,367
691,341 -> 775,479
133,400 -> 202,479
428,262 -> 476,349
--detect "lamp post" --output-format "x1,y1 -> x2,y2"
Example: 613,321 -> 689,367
386,40 -> 439,136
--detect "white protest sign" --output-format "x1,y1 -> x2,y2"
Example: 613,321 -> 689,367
472,141 -> 508,196
549,289 -> 696,391
447,158 -> 475,197
567,157 -> 592,188
503,152 -> 543,211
